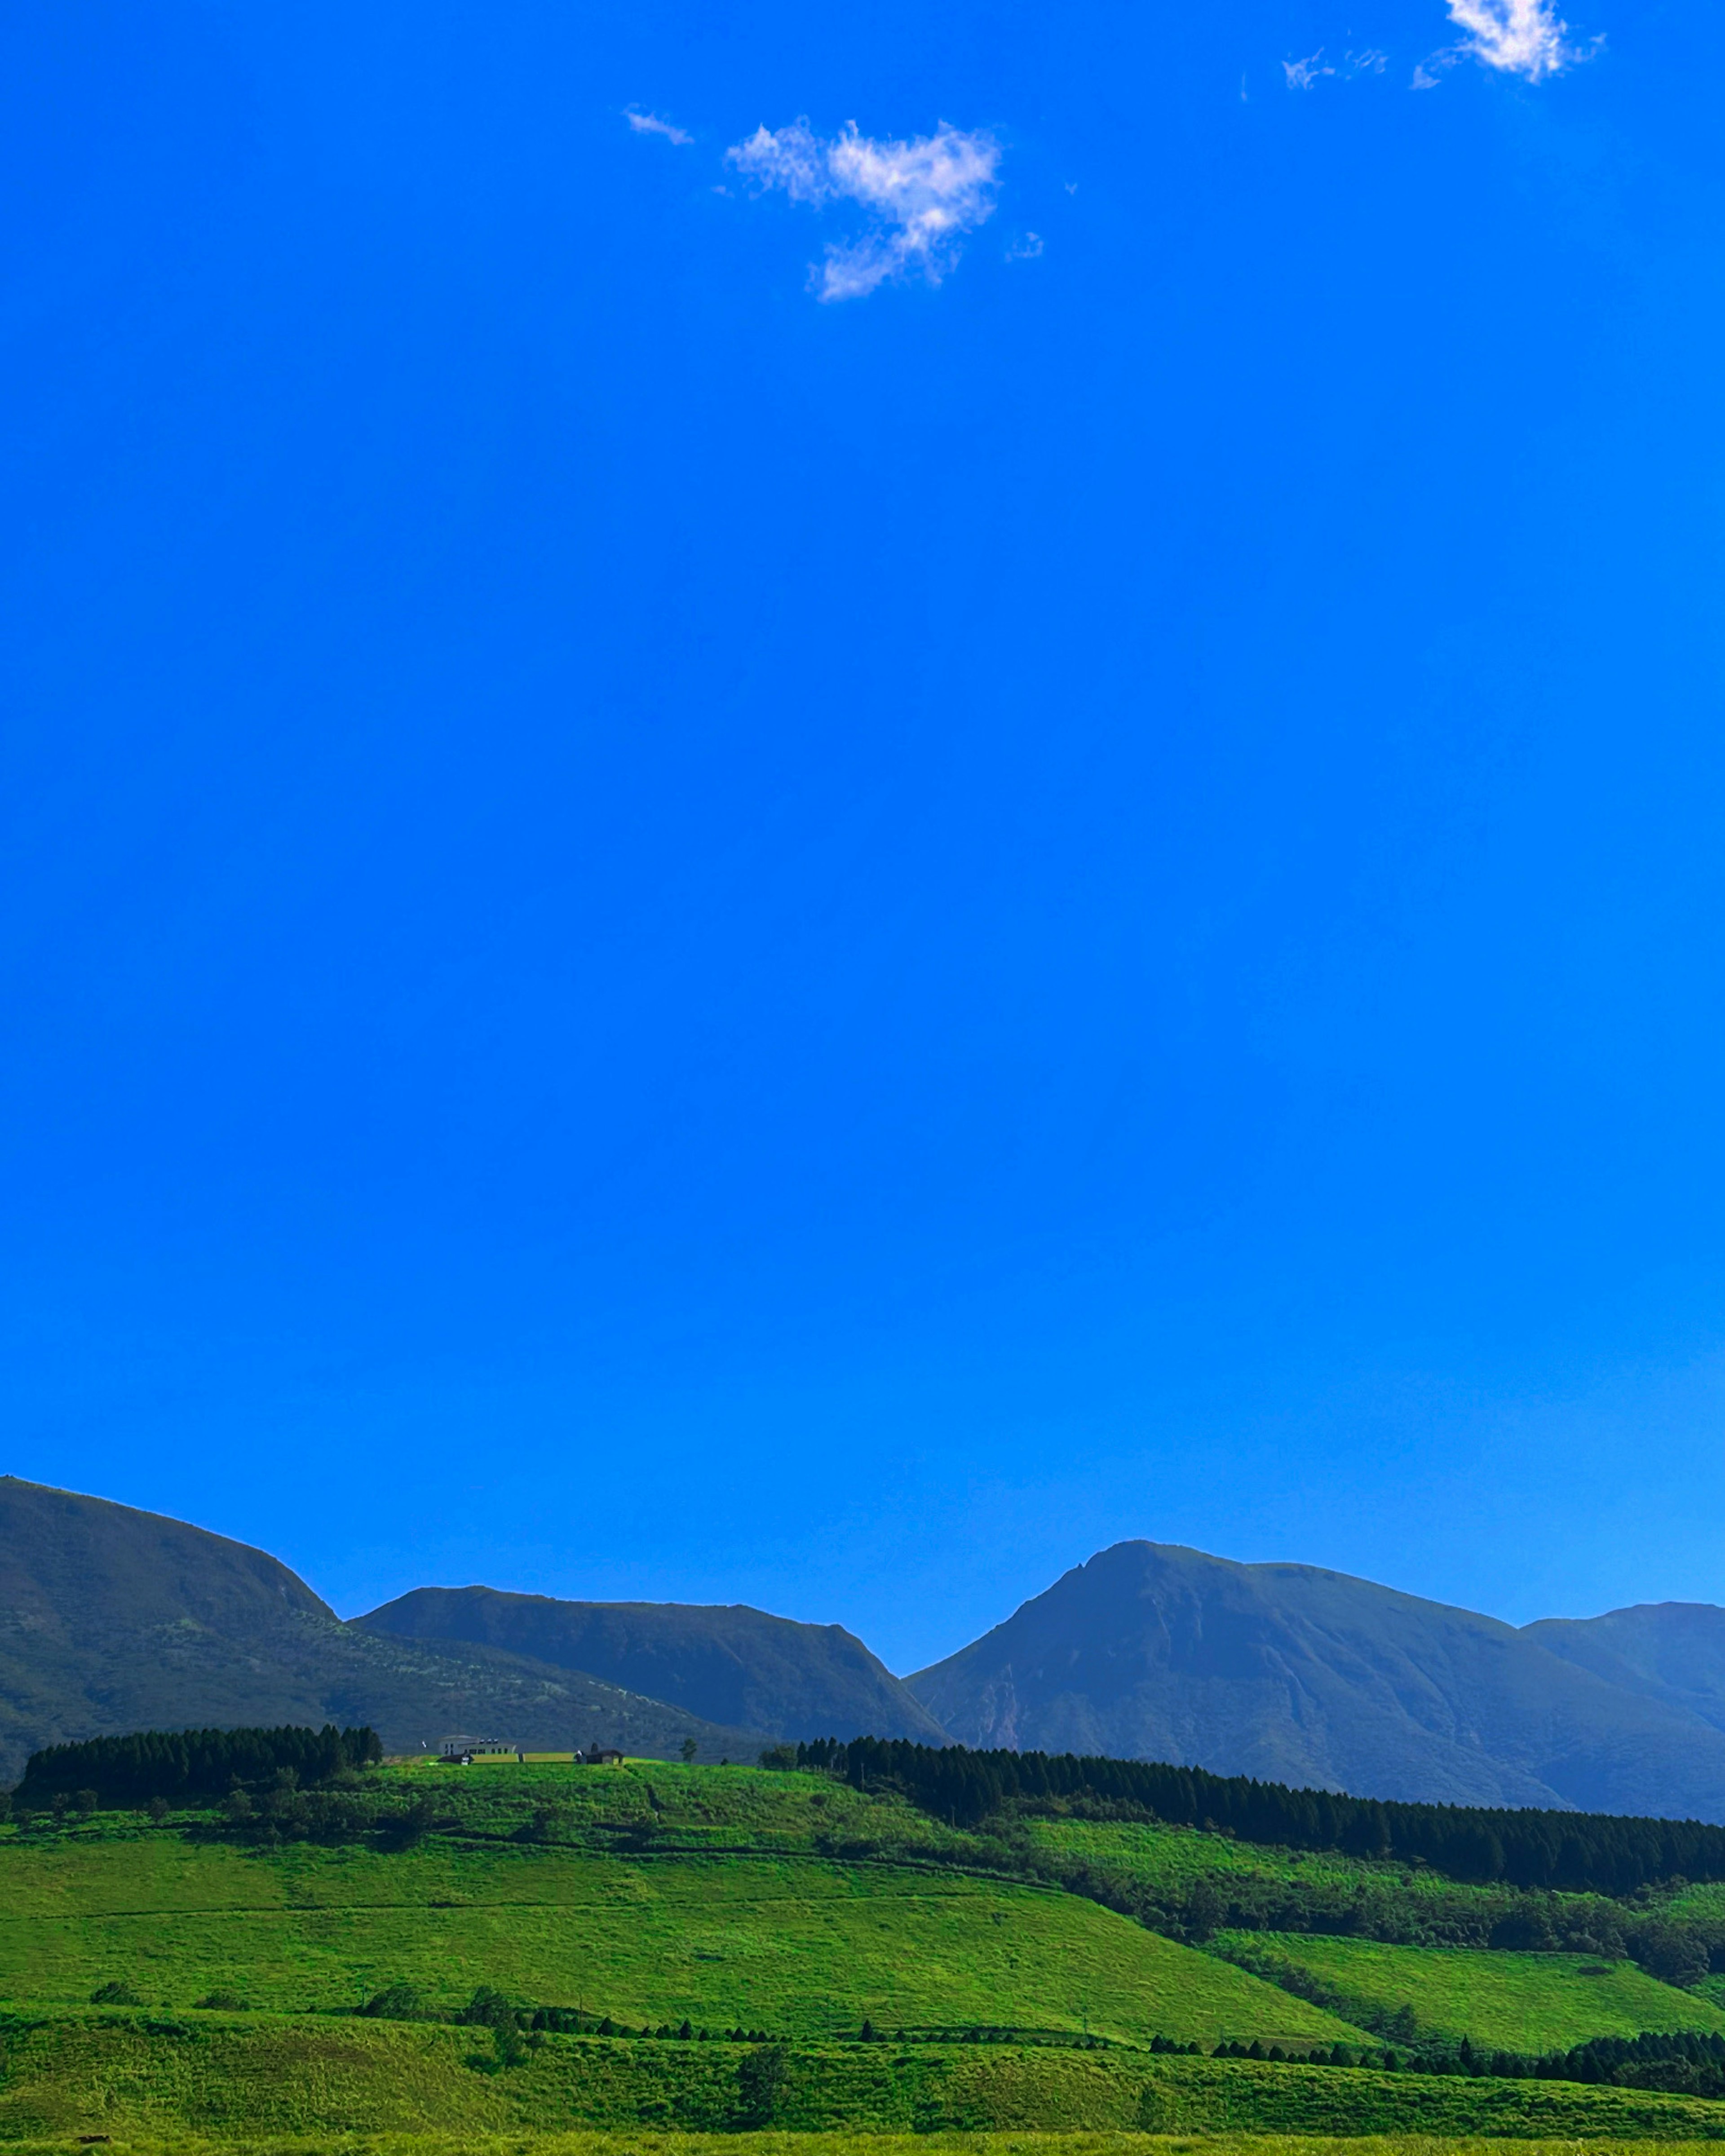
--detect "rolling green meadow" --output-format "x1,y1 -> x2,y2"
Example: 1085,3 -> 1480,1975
7,1758 -> 1725,2144
8,2015 -> 1725,2140
0,1833 -> 1362,2048
1212,1937 -> 1725,2053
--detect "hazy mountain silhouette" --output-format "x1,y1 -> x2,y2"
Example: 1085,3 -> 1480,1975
356,1584 -> 946,1744
1526,1602 -> 1725,1739
910,1541 -> 1725,1820
0,1478 -> 765,1779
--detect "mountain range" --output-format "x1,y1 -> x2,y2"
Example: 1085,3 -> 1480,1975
907,1541 -> 1725,1817
7,1474 -> 1725,1821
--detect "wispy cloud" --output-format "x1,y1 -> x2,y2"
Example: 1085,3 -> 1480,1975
625,108 -> 693,146
1005,232 -> 1044,262
1285,45 -> 1388,87
726,118 -> 1000,301
1435,0 -> 1595,79
1283,49 -> 1336,88
1285,0 -> 1594,91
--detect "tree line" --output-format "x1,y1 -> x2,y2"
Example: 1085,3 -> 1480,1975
14,1723 -> 382,1808
354,1980 -> 1725,2100
1250,2026 -> 1725,2098
786,1737 -> 1725,1894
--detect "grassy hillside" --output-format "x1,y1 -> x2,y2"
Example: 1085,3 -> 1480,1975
1020,1815 -> 1629,1949
8,2013 -> 1725,2139
1217,1933 -> 1725,2052
6,2143 -> 1721,2156
7,1756 -> 1725,2139
0,1834 -> 1366,2046
0,1769 -> 1363,2050
1026,1816 -> 1493,1902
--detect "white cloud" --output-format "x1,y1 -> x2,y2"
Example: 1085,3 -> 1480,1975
1005,232 -> 1044,262
1285,45 -> 1387,88
625,109 -> 693,145
1283,49 -> 1336,88
726,118 -> 1000,301
1439,0 -> 1593,79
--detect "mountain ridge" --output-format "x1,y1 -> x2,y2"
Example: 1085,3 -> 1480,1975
355,1582 -> 946,1744
0,1478 -> 768,1779
12,1478 -> 1725,1821
908,1540 -> 1725,1820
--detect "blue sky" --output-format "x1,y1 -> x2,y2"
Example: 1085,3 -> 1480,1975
5,0 -> 1725,1673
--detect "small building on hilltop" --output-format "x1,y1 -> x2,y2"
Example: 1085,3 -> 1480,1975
439,1737 -> 519,1763
437,1736 -> 623,1765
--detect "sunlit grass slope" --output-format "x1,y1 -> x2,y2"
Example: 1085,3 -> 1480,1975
0,1770 -> 1362,2049
1022,1816 -> 1621,1938
8,2141 -> 1724,2156
6,2014 -> 1725,2140
1024,1819 -> 1478,1902
1220,1933 -> 1725,2052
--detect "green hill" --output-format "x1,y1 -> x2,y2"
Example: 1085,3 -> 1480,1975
358,1587 -> 945,1745
5,2013 -> 1725,2140
9,1742 -> 1725,2138
0,1767 -> 1361,2050
1216,1933 -> 1725,2053
1018,1814 -> 1628,1947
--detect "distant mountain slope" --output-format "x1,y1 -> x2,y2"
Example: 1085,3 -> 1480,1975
908,1541 -> 1725,1820
357,1584 -> 947,1744
1524,1603 -> 1725,1737
0,1479 -> 766,1779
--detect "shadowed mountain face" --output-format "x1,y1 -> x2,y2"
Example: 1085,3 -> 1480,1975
1526,1604 -> 1725,1737
0,1479 -> 766,1779
356,1585 -> 947,1745
909,1542 -> 1725,1820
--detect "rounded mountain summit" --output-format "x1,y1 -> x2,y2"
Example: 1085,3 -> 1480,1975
907,1540 -> 1725,1820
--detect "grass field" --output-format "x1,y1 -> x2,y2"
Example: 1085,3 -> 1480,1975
1217,1932 -> 1725,2051
1020,1817 -> 1628,1943
1023,1820 -> 1455,1897
6,2014 -> 1725,2139
5,1761 -> 1725,2139
6,2142 -> 1725,2156
0,1809 -> 1364,2048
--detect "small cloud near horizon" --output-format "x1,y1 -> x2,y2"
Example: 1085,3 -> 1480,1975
625,109 -> 693,145
726,118 -> 1000,301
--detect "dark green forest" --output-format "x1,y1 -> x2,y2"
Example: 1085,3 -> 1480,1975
792,1737 -> 1725,1894
15,1723 -> 381,1808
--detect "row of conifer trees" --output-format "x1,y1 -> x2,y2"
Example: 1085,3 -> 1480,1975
15,1723 -> 381,1807
788,1736 -> 1725,1895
